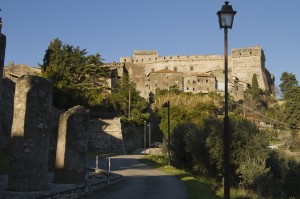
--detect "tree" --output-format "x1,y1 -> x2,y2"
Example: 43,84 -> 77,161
108,74 -> 149,125
279,72 -> 298,100
279,72 -> 300,128
40,38 -> 110,109
284,86 -> 300,128
250,73 -> 262,100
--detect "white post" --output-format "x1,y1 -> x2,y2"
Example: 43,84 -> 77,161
107,157 -> 111,184
148,123 -> 151,153
96,155 -> 98,169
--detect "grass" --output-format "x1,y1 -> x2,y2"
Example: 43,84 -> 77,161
139,155 -> 221,199
140,155 -> 259,199
0,150 -> 9,174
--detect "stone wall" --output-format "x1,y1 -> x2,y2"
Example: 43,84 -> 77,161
88,118 -> 125,154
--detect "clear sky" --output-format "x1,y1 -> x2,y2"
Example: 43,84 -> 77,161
1,1 -> 300,86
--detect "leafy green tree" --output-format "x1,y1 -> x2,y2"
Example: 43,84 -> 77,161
108,74 -> 149,125
40,38 -> 110,109
170,124 -> 193,171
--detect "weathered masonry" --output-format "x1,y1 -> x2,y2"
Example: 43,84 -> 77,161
118,46 -> 275,100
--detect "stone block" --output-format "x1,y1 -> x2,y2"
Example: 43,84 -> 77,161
54,105 -> 89,184
8,75 -> 53,191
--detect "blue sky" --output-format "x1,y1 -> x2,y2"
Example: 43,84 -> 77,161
1,1 -> 300,87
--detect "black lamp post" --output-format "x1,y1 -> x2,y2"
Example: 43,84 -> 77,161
217,2 -> 236,199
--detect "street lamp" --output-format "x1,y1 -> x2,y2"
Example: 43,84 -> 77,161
217,2 -> 236,199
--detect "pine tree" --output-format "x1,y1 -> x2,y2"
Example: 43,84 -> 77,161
279,72 -> 298,100
39,38 -> 110,109
250,73 -> 261,100
279,72 -> 300,128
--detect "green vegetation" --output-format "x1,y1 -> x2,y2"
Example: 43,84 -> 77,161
152,87 -> 300,198
0,150 -> 9,174
40,38 -> 110,110
280,72 -> 300,129
108,74 -> 150,125
40,38 -> 149,126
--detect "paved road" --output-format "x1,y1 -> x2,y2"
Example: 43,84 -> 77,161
88,149 -> 187,199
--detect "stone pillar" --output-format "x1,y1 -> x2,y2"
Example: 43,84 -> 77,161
0,18 -> 6,150
8,75 -> 53,191
54,105 -> 89,184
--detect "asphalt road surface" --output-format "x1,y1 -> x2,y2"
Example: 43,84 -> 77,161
88,148 -> 187,199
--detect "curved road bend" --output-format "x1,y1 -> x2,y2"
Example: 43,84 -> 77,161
88,148 -> 187,199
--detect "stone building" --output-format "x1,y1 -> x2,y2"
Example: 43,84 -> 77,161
184,73 -> 216,94
118,46 -> 275,100
149,69 -> 183,94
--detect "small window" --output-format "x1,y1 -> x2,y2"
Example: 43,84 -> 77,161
206,79 -> 208,83
187,87 -> 189,90
174,66 -> 177,71
193,88 -> 195,91
198,79 -> 200,82
190,66 -> 194,71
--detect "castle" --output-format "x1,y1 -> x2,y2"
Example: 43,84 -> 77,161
116,46 -> 275,100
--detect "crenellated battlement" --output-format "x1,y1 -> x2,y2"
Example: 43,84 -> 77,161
120,53 -> 223,64
231,46 -> 265,60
